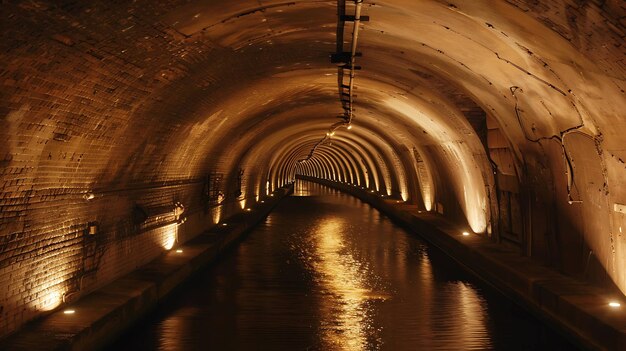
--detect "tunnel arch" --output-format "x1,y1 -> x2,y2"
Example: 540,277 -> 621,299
316,148 -> 348,182
0,0 -> 625,338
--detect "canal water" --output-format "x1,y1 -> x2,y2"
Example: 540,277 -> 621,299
112,180 -> 577,350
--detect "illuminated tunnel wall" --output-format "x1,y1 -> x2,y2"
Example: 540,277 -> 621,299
0,0 -> 625,338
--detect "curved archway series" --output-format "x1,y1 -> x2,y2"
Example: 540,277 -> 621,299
0,0 -> 625,338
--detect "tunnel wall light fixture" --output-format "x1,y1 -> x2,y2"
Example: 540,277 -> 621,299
87,222 -> 98,236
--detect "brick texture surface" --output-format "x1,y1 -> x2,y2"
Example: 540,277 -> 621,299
0,1 -> 276,337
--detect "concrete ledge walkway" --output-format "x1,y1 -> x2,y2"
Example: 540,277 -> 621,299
0,185 -> 294,351
299,175 -> 626,351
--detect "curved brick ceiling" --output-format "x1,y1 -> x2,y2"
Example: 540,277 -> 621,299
0,0 -> 625,337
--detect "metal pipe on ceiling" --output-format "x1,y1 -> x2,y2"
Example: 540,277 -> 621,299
299,0 -> 366,164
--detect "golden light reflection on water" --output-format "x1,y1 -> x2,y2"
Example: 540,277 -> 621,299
158,307 -> 196,351
114,180 -> 574,351
456,282 -> 491,349
312,218 -> 387,350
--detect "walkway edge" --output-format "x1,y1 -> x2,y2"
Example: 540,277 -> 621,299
299,175 -> 626,351
0,185 -> 294,351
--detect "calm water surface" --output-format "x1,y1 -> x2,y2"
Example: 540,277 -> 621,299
113,181 -> 577,350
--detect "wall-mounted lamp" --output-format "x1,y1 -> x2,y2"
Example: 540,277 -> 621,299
87,222 -> 98,236
609,301 -> 621,308
462,231 -> 471,236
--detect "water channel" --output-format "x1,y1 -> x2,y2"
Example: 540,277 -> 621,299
113,180 -> 577,350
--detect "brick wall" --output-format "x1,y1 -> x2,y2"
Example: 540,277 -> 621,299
0,1 -> 275,337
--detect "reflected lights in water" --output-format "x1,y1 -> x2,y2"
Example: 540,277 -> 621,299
312,217 -> 385,350
455,282 -> 491,350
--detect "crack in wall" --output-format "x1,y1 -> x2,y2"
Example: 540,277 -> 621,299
496,53 -> 567,96
418,41 -> 494,86
433,20 -> 569,95
509,86 -> 584,204
196,2 -> 296,33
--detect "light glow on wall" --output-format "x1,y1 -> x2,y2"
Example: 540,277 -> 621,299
401,191 -> 408,202
423,193 -> 433,211
162,224 -> 177,250
449,144 -> 488,233
386,99 -> 487,233
255,181 -> 260,201
415,153 -> 434,211
40,289 -> 62,311
212,205 -> 222,224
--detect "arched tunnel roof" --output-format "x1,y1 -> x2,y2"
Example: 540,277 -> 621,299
0,0 -> 625,337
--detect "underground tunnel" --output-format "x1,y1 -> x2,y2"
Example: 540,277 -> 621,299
0,0 -> 625,349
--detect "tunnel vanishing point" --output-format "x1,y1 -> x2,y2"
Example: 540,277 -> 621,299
1,0 -> 626,349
